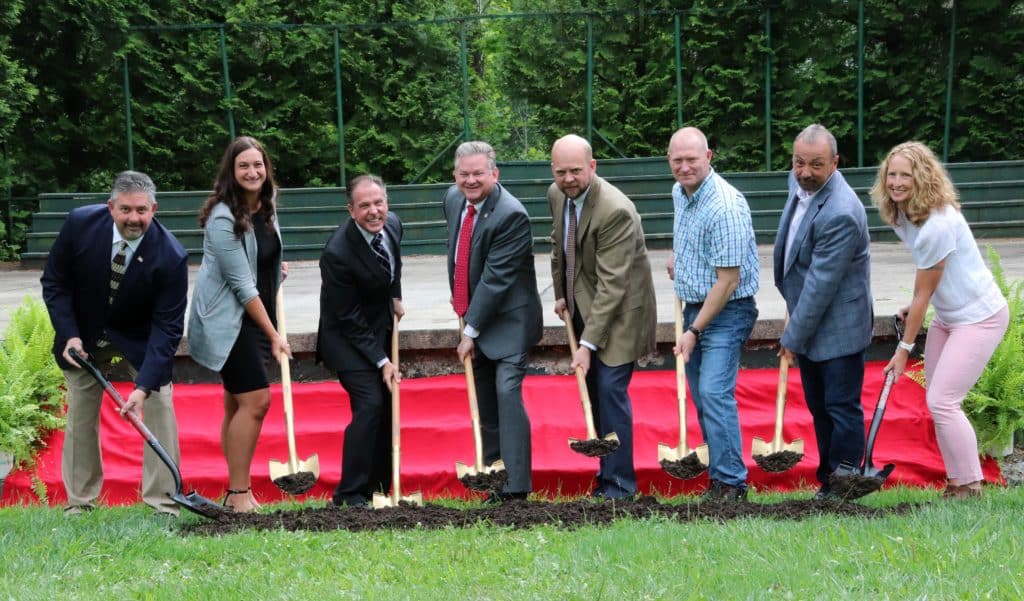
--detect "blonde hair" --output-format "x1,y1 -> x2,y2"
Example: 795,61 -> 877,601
870,141 -> 959,226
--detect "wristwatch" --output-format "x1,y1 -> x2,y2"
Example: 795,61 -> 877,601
687,325 -> 702,341
897,340 -> 915,353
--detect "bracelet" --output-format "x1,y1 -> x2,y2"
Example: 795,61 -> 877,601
687,326 -> 702,341
897,340 -> 915,353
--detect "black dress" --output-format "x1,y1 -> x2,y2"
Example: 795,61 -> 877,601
220,214 -> 281,394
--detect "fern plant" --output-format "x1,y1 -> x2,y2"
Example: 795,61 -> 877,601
0,296 -> 65,470
906,247 -> 1024,454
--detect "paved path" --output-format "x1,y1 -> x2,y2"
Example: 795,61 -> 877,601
3,240 -> 1022,345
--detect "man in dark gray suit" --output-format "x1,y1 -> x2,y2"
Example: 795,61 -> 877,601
773,124 -> 873,500
443,141 -> 543,503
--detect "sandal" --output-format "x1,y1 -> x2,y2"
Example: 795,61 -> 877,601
222,487 -> 256,512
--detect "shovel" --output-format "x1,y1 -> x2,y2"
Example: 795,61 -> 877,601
454,318 -> 508,492
751,321 -> 804,472
658,297 -> 709,479
828,317 -> 901,500
563,308 -> 620,457
269,287 -> 319,495
373,315 -> 423,508
69,349 -> 225,520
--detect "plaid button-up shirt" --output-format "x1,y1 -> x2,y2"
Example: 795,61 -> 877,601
672,168 -> 760,303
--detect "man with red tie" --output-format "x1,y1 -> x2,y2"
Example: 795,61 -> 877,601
443,141 -> 543,503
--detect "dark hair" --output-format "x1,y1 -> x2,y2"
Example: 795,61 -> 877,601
198,136 -> 278,237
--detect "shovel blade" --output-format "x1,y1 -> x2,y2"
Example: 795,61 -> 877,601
751,436 -> 773,457
372,490 -> 424,509
657,442 -> 682,462
484,459 -> 506,474
455,461 -> 476,480
268,454 -> 321,482
172,491 -> 228,520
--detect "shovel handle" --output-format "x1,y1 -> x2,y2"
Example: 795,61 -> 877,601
562,309 -> 598,440
459,318 -> 486,472
391,314 -> 402,500
68,349 -> 185,494
276,287 -> 299,472
673,297 -> 689,452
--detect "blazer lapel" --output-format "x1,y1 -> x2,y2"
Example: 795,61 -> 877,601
347,219 -> 386,281
576,177 -> 600,245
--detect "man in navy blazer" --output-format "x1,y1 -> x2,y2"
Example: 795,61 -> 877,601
773,124 -> 873,500
316,175 -> 404,507
444,141 -> 543,503
41,171 -> 188,515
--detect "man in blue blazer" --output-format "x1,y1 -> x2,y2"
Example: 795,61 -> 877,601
444,141 -> 543,503
41,171 -> 188,515
316,175 -> 404,507
773,124 -> 873,500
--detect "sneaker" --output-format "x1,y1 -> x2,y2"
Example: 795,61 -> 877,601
701,480 -> 748,502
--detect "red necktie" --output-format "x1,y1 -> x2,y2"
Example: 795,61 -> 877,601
453,204 -> 476,316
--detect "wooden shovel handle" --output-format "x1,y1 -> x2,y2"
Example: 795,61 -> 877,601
391,314 -> 402,500
562,309 -> 598,440
276,287 -> 299,472
772,314 -> 791,446
673,297 -> 689,453
459,318 -> 486,472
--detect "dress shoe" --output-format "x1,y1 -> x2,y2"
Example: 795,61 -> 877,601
591,490 -> 635,501
64,505 -> 95,516
942,481 -> 982,499
813,486 -> 837,501
701,480 -> 748,502
484,491 -> 528,504
333,494 -> 371,508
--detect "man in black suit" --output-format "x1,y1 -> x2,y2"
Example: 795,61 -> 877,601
443,141 -> 543,503
316,175 -> 404,508
41,170 -> 188,516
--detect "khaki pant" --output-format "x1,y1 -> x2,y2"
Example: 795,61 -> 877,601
61,346 -> 181,515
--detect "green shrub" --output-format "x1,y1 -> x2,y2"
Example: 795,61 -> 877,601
0,295 -> 65,470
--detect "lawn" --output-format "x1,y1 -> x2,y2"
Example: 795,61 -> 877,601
1,487 -> 1022,600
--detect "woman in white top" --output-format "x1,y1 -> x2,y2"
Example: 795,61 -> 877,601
871,141 -> 1008,499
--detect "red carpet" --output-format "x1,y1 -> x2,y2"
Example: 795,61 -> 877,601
1,362 -> 1002,506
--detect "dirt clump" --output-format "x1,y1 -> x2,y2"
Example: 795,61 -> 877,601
569,438 -> 620,457
183,495 -> 915,536
753,450 -> 804,473
458,470 -> 508,492
272,472 -> 317,495
659,454 -> 708,480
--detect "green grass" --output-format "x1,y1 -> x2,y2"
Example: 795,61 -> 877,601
2,487 -> 1022,600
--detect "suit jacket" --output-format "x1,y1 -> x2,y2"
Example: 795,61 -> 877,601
187,201 -> 282,371
316,213 -> 403,372
41,204 -> 188,390
443,183 -> 543,360
773,170 -> 873,361
548,175 -> 657,367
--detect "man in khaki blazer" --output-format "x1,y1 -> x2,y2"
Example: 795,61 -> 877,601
548,134 -> 657,499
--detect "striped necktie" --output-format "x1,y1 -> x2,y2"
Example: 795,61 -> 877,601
371,233 -> 392,281
108,240 -> 129,305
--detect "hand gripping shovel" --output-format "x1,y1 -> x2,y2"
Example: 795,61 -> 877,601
454,318 -> 508,492
751,326 -> 804,472
658,297 -> 709,479
563,308 -> 620,457
69,349 -> 225,519
373,315 -> 423,508
269,287 -> 319,495
828,317 -> 901,500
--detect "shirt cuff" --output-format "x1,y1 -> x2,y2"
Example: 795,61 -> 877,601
580,339 -> 597,352
376,357 -> 390,369
463,324 -> 480,339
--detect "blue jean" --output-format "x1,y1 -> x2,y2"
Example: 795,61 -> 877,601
796,351 -> 866,487
684,296 -> 757,488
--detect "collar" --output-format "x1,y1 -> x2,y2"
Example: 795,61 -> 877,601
112,223 -> 144,253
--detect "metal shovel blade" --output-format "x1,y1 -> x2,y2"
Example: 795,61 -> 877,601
269,455 -> 320,495
751,348 -> 804,473
659,297 -> 709,480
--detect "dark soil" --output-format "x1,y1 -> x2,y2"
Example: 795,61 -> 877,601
753,450 -> 804,473
272,471 -> 317,495
660,454 -> 708,480
569,437 -> 620,457
458,469 -> 508,492
182,496 -> 917,536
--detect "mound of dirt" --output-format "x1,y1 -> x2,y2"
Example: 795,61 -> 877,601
183,496 -> 916,536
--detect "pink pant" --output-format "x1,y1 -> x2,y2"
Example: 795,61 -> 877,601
924,305 -> 1009,483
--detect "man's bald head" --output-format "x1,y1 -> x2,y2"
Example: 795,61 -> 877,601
667,127 -> 713,196
551,134 -> 597,199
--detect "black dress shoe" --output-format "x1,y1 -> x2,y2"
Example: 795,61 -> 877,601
333,494 -> 370,508
484,492 -> 528,504
813,486 -> 837,501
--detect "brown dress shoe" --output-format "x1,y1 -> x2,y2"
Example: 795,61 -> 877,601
942,481 -> 983,499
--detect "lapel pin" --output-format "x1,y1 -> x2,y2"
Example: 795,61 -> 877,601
136,256 -> 144,263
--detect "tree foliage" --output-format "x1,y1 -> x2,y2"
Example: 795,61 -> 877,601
0,0 -> 1021,199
